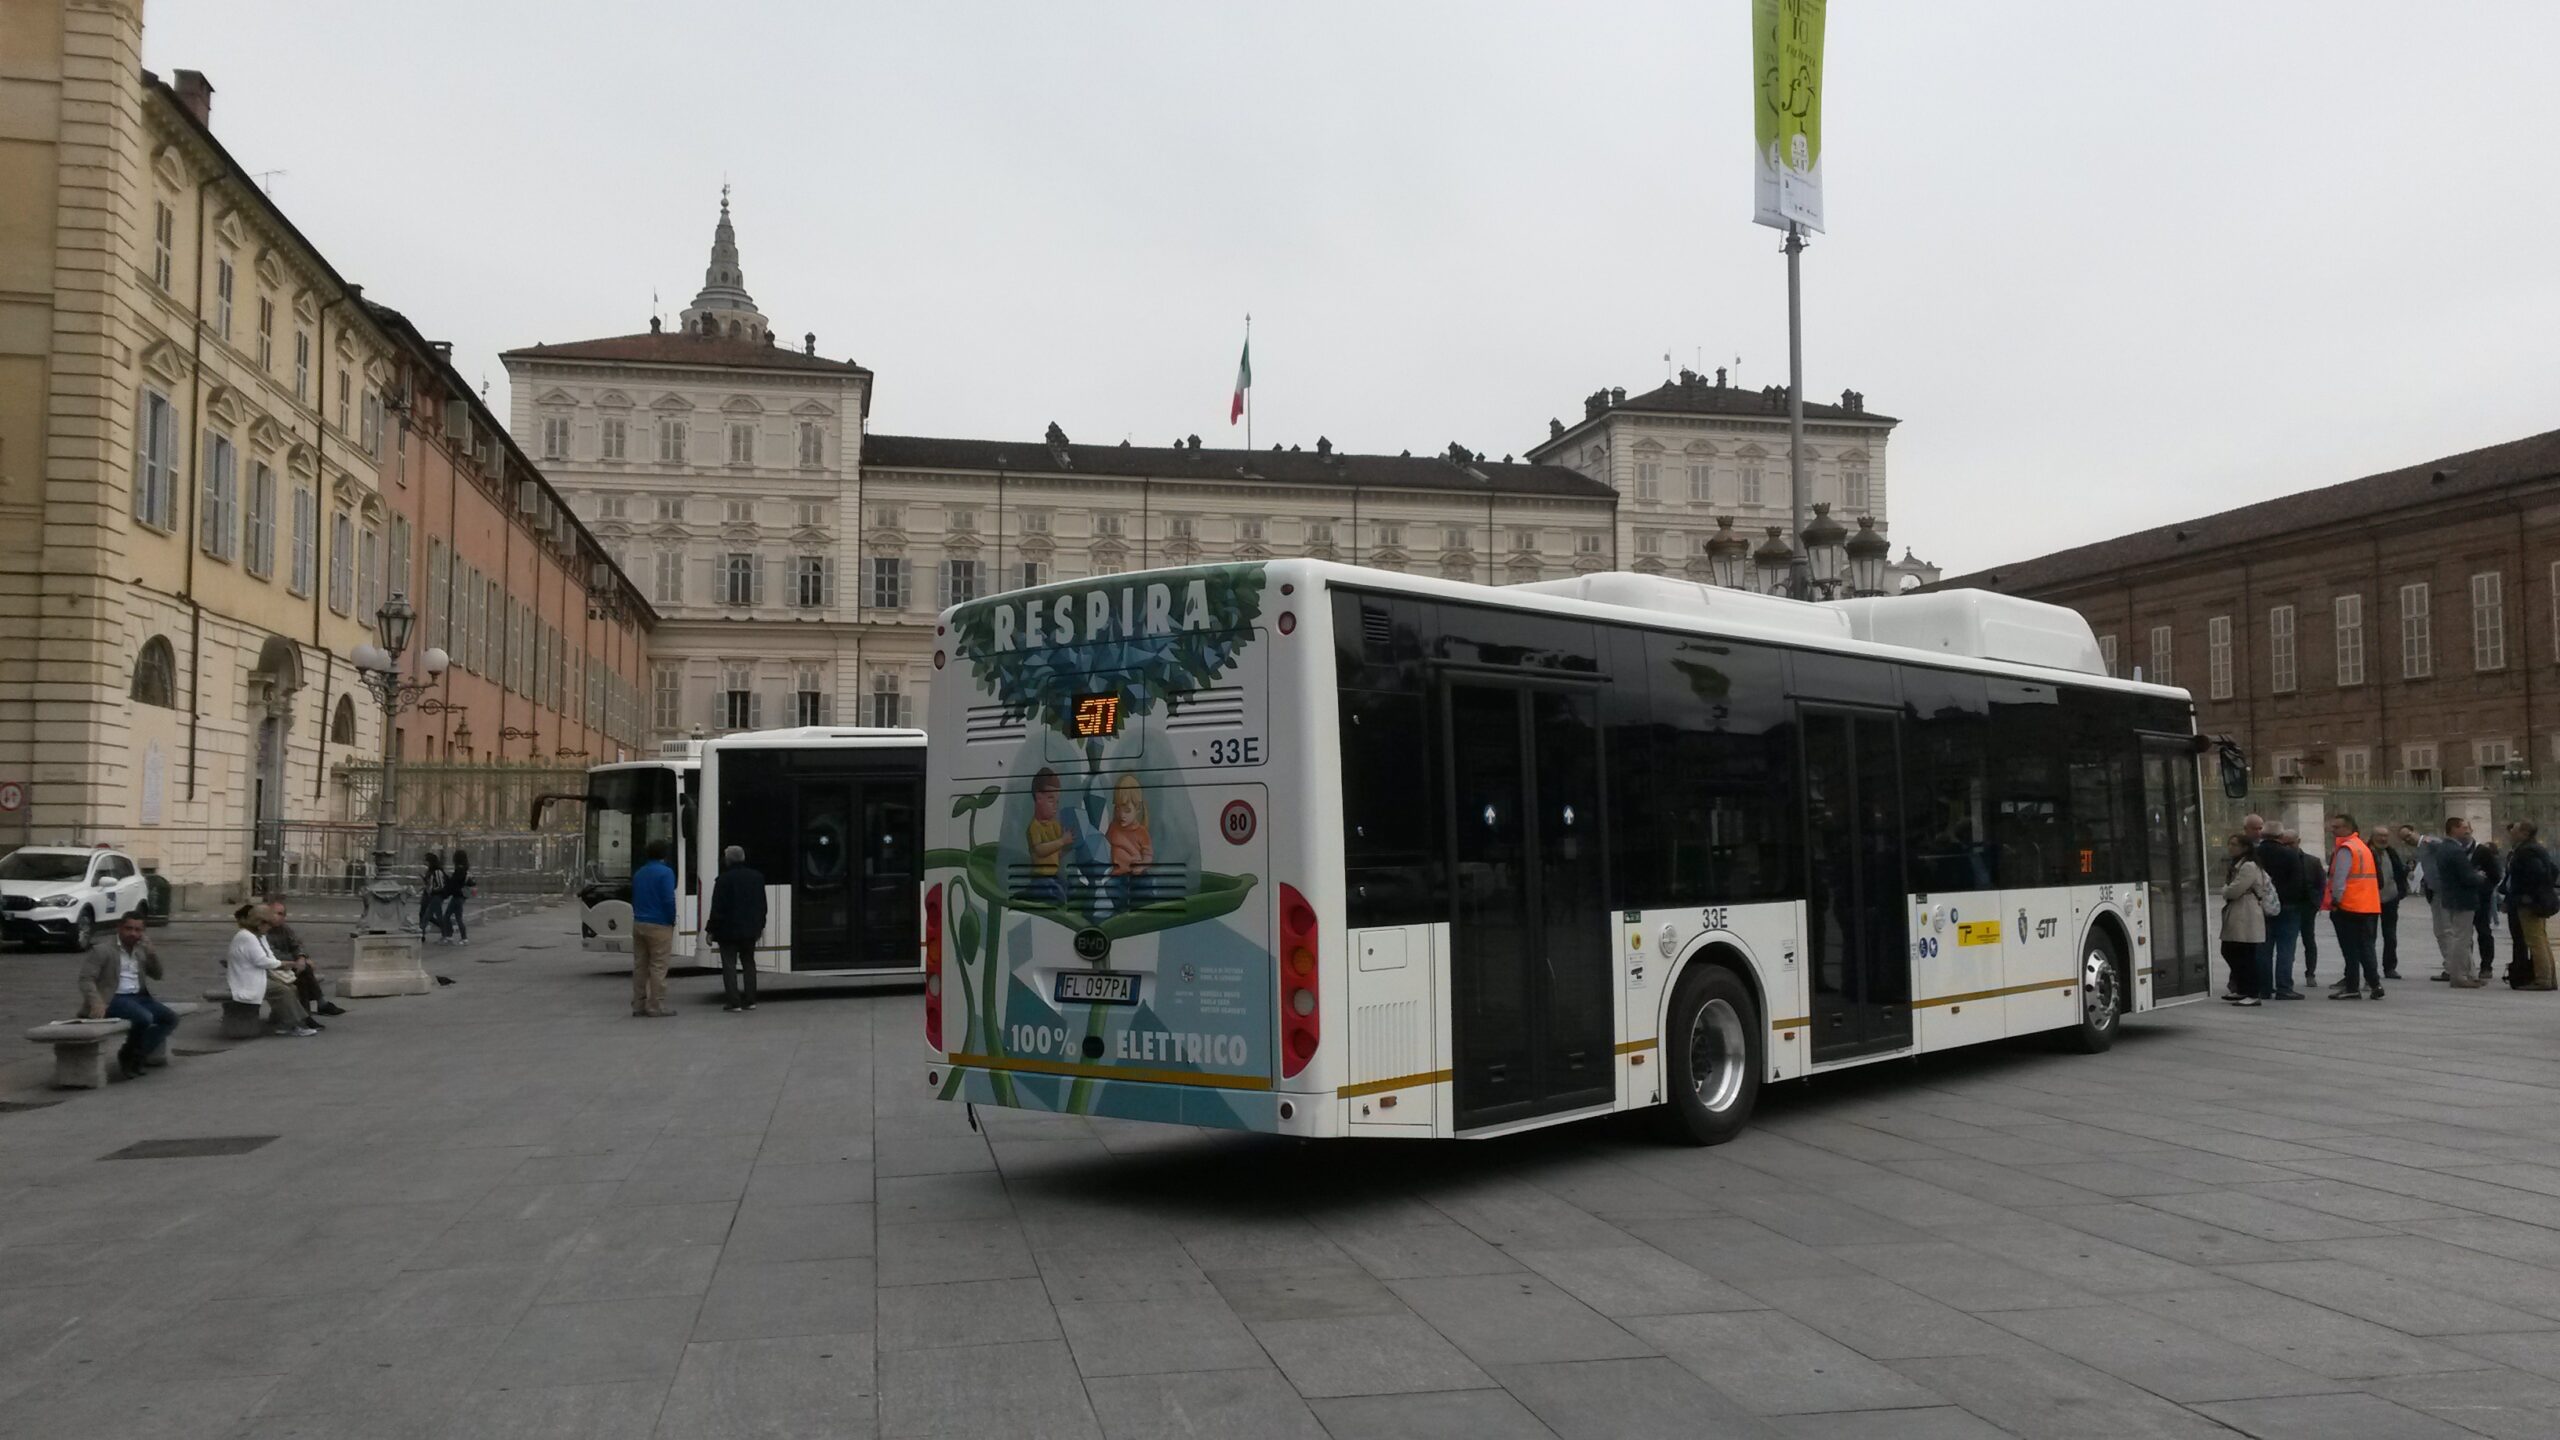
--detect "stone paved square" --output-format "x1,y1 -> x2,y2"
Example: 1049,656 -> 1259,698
5,904 -> 2560,1436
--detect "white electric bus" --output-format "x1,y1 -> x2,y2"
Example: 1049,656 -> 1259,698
695,727 -> 929,983
575,746 -> 703,960
922,560 -> 2228,1144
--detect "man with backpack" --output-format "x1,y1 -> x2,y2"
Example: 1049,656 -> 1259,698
2367,827 -> 2410,980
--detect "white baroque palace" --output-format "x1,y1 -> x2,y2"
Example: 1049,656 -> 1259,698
509,199 -> 1934,739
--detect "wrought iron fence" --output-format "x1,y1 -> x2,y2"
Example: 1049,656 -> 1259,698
333,759 -> 590,832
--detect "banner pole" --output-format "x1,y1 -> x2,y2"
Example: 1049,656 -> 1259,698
1785,221 -> 1808,600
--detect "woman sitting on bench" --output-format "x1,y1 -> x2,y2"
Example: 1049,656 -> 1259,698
227,902 -> 317,1037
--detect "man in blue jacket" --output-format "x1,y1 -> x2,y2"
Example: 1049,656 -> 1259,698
704,845 -> 768,1013
630,840 -> 678,1017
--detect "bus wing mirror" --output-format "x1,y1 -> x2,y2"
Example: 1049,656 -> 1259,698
2212,738 -> 2250,800
529,792 -> 589,829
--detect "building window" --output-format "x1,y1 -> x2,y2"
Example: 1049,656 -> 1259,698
1093,559 -> 1124,577
2477,738 -> 2514,784
132,388 -> 178,529
1376,524 -> 1404,549
939,557 -> 982,606
2097,633 -> 2118,677
870,672 -> 908,728
2402,742 -> 2438,784
1240,518 -> 1265,545
199,432 -> 238,561
1092,512 -> 1121,538
387,516 -> 410,615
2400,583 -> 2431,678
795,500 -> 825,529
722,663 -> 757,730
541,416 -> 570,459
652,663 -> 681,731
327,510 -> 355,614
214,257 -> 234,340
1443,525 -> 1471,552
793,554 -> 832,608
869,556 -> 908,610
2206,615 -> 2232,699
245,462 -> 277,578
1689,464 -> 1712,503
1511,529 -> 1538,552
360,391 -> 382,458
1169,516 -> 1194,542
795,664 -> 827,726
2335,594 -> 2365,686
2266,605 -> 2294,694
601,417 -> 627,460
151,202 -> 174,291
653,550 -> 684,606
657,416 -> 687,462
256,298 -> 274,371
1019,560 -> 1047,589
796,421 -> 823,468
2472,571 -> 2506,671
1023,509 -> 1051,535
131,636 -> 176,708
2337,747 -> 2371,784
1845,468 -> 1871,514
289,485 -> 316,596
1306,521 -> 1334,548
1635,529 -> 1663,557
337,370 -> 351,434
727,421 -> 755,465
656,496 -> 685,522
724,498 -> 756,525
597,495 -> 627,521
1739,465 -> 1763,506
724,552 -> 764,607
2269,751 -> 2304,783
331,694 -> 358,746
357,526 -> 381,624
2147,625 -> 2172,686
1576,533 -> 1604,557
1634,460 -> 1661,501
293,330 -> 310,402
873,504 -> 903,531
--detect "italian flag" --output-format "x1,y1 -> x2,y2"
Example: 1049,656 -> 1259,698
1230,337 -> 1251,424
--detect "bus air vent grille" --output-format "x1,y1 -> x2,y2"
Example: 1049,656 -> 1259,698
965,704 -> 1029,743
1353,998 -> 1427,1085
1165,686 -> 1246,731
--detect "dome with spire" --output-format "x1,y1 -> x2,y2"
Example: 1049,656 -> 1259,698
680,185 -> 769,343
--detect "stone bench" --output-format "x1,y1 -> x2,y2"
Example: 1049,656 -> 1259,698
25,1018 -> 131,1089
203,990 -> 267,1041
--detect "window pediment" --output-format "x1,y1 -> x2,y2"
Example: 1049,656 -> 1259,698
790,399 -> 833,418
139,337 -> 194,386
329,468 -> 366,506
1090,538 -> 1128,562
333,329 -> 358,363
651,393 -> 692,411
254,248 -> 283,288
649,520 -> 690,541
292,289 -> 318,324
287,442 -> 318,478
719,521 -> 760,543
721,395 -> 764,414
203,384 -> 246,428
151,145 -> 183,190
211,208 -> 246,249
537,388 -> 577,408
1017,533 -> 1054,558
248,415 -> 288,453
596,390 -> 632,409
363,355 -> 393,387
790,525 -> 830,546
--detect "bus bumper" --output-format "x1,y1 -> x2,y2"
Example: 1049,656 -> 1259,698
928,1062 -> 1333,1137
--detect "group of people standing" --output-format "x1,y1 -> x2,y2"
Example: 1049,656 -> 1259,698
2219,811 -> 2559,1004
416,850 -> 472,945
626,840 -> 768,1017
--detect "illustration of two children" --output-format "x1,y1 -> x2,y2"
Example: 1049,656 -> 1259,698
1026,766 -> 1151,906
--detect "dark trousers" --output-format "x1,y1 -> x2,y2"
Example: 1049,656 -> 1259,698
2507,904 -> 2527,985
2294,906 -> 2320,973
105,992 -> 178,1068
445,894 -> 468,941
2475,897 -> 2496,966
2221,939 -> 2260,998
292,964 -> 325,1011
2379,899 -> 2401,975
2331,910 -> 2381,989
719,941 -> 759,1007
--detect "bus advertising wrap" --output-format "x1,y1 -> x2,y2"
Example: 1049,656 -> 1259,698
930,565 -> 1278,1128
1753,0 -> 1826,232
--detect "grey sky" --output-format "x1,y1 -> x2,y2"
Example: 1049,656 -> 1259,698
144,2 -> 2560,575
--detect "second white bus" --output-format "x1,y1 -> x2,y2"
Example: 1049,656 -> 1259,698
922,561 -> 2218,1144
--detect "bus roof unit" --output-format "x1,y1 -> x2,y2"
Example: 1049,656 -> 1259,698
1831,591 -> 2107,676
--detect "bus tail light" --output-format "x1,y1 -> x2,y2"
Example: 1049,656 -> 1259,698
1279,883 -> 1319,1078
923,883 -> 944,1050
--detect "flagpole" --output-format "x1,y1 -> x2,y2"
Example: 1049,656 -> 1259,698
1244,313 -> 1252,453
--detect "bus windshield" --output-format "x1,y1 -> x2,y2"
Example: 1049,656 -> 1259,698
585,767 -> 678,883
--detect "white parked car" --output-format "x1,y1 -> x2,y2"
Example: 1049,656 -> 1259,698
0,846 -> 148,950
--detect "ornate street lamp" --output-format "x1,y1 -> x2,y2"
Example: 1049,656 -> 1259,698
1801,502 -> 1848,597
1704,516 -> 1750,590
1844,514 -> 1892,597
1752,526 -> 1796,596
353,592 -> 448,931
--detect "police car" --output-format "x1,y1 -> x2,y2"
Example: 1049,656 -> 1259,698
0,846 -> 148,950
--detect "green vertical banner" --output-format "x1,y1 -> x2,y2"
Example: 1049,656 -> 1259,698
1752,0 -> 1826,232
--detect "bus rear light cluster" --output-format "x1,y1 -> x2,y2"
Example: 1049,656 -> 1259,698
923,883 -> 944,1050
1279,883 -> 1319,1078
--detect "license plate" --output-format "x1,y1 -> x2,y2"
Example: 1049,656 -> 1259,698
1056,971 -> 1140,1006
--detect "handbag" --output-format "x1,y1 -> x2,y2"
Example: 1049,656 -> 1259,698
2255,869 -> 2282,919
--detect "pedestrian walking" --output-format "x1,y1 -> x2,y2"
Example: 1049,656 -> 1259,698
79,914 -> 178,1078
420,850 -> 449,941
704,844 -> 768,1013
2420,818 -> 2489,987
441,849 -> 472,945
2324,813 -> 2384,999
2286,832 -> 2326,986
2218,834 -> 2268,1006
2246,814 -> 2298,999
2507,820 -> 2559,991
629,840 -> 677,1018
2368,827 -> 2410,979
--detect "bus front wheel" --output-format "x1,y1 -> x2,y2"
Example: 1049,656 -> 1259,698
2063,935 -> 2123,1055
1651,964 -> 1762,1146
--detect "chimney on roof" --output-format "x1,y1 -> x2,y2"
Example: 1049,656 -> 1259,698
650,315 -> 662,333
804,331 -> 816,355
1315,436 -> 1331,456
1678,367 -> 1698,389
1584,392 -> 1605,420
1715,366 -> 1728,388
1549,418 -> 1562,440
1609,386 -> 1625,407
173,70 -> 214,128
1045,422 -> 1072,468
1186,434 -> 1201,451
430,341 -> 453,361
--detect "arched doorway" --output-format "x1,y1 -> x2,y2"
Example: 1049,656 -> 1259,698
248,635 -> 302,893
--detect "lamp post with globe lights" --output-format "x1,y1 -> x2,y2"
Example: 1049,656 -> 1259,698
350,592 -> 448,932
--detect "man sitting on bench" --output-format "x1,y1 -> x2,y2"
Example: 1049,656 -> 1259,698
79,914 -> 176,1079
262,896 -> 344,1019
228,901 -> 317,1037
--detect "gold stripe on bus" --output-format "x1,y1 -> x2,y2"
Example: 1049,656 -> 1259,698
1339,1069 -> 1452,1099
1614,1039 -> 1655,1055
945,1054 -> 1272,1092
1770,1015 -> 1812,1030
1909,978 -> 2077,1010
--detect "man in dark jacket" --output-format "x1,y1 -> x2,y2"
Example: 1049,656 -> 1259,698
2284,833 -> 2325,986
2247,814 -> 2300,999
705,845 -> 768,1013
2508,821 -> 2558,990
2421,818 -> 2488,987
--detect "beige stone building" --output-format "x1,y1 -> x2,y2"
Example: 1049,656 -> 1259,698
0,15 -> 406,892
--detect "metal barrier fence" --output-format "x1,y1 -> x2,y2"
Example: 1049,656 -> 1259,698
255,823 -> 587,900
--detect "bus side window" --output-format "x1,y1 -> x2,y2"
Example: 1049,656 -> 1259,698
1901,669 -> 1994,894
1988,680 -> 2068,887
1341,686 -> 1438,928
1643,633 -> 1792,906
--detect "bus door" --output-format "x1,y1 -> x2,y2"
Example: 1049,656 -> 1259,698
2140,737 -> 2209,999
787,773 -> 921,972
1800,706 -> 1913,1061
855,777 -> 922,969
1443,679 -> 1613,1130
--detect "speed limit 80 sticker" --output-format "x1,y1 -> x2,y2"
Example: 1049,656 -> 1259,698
1219,799 -> 1257,845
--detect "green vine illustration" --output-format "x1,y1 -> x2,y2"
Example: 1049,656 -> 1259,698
930,786 -> 1013,1106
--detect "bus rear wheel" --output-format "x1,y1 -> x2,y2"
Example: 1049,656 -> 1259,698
1651,964 -> 1762,1146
